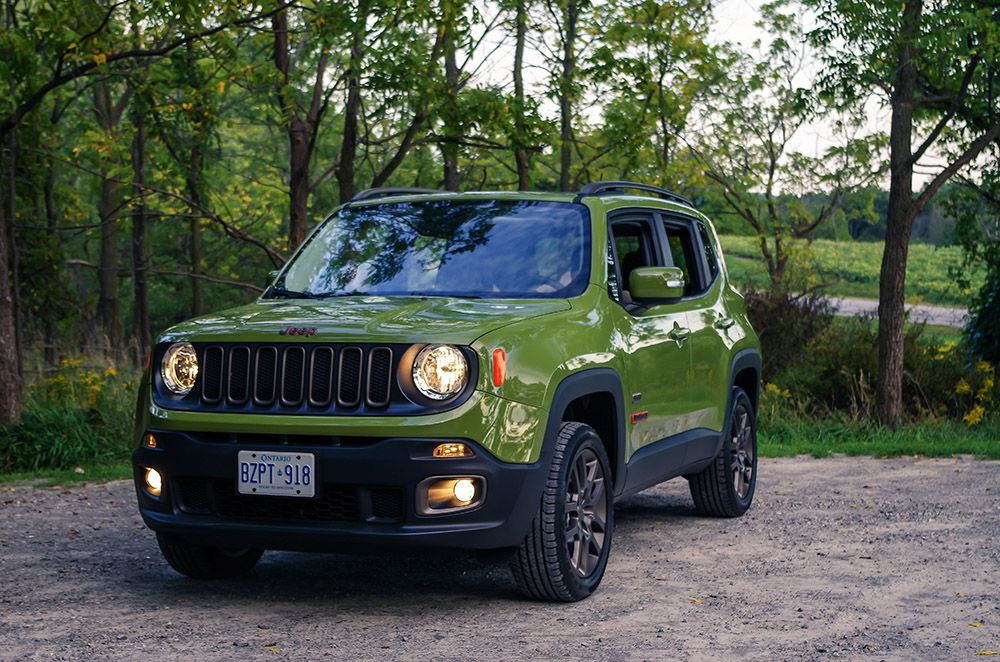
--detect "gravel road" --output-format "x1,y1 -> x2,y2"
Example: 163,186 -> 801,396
2,456 -> 998,661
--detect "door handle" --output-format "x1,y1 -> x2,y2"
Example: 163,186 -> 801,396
713,316 -> 735,330
668,326 -> 691,341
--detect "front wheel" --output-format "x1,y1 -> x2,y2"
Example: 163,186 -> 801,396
156,533 -> 263,579
688,387 -> 757,517
511,422 -> 613,602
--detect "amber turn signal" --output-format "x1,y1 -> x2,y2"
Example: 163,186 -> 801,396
143,433 -> 157,449
492,348 -> 507,387
433,442 -> 473,458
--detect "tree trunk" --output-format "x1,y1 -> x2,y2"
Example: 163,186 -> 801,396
93,79 -> 123,359
558,1 -> 578,192
876,0 -> 922,426
188,142 -> 204,317
43,163 -> 59,367
130,104 -> 150,363
6,119 -> 21,379
0,152 -> 23,425
441,3 -> 461,192
273,7 -> 316,250
513,0 -> 530,189
336,1 -> 367,203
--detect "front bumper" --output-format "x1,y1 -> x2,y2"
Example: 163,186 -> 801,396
133,429 -> 548,551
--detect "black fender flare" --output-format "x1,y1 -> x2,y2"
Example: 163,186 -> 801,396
714,348 -> 762,456
542,368 -> 628,497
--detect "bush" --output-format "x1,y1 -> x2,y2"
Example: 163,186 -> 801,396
744,288 -> 834,381
0,360 -> 137,472
769,317 -> 995,424
968,263 -> 1000,365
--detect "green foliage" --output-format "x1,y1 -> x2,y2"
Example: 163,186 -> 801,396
758,416 -> 1000,459
720,235 -> 982,306
0,361 -> 137,472
765,317 -> 996,424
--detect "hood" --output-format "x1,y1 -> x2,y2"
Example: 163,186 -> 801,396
158,296 -> 571,345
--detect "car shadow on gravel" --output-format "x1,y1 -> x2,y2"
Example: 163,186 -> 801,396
133,486 -> 703,605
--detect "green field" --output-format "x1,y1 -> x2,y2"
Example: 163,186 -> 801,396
719,235 -> 981,307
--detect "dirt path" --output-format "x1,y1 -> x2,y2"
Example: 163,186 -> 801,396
828,296 -> 968,328
2,456 -> 998,661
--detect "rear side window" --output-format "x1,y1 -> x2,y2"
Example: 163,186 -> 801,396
696,221 -> 719,281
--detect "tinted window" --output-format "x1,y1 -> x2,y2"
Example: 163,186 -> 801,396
275,200 -> 591,299
697,221 -> 719,280
610,221 -> 655,298
663,222 -> 701,296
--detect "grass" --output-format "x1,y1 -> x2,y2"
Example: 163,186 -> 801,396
759,418 -> 1000,459
719,235 -> 982,307
0,462 -> 132,487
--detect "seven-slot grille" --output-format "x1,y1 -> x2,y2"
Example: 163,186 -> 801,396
198,344 -> 395,411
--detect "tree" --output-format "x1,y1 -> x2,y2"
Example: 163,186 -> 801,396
271,3 -> 335,249
807,0 -> 1000,425
688,8 -> 878,294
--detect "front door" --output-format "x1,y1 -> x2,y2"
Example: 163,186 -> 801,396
608,214 -> 698,461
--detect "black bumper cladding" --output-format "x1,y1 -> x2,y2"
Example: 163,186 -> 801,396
133,430 -> 547,551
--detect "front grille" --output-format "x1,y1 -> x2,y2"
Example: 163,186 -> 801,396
212,480 -> 360,523
193,343 -> 402,413
370,487 -> 405,520
174,478 -> 406,525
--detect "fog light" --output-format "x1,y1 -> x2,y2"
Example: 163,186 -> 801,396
418,476 -> 485,514
453,478 -> 476,504
433,442 -> 473,458
144,468 -> 162,497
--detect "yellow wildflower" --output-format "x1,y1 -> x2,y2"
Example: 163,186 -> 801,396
103,367 -> 117,378
964,405 -> 986,427
976,361 -> 993,374
955,379 -> 972,395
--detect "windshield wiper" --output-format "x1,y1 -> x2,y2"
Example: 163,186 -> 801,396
316,290 -> 369,298
267,284 -> 319,299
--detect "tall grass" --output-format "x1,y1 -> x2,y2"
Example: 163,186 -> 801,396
0,360 -> 137,472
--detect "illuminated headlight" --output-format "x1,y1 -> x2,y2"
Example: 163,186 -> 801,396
412,345 -> 468,400
161,342 -> 199,395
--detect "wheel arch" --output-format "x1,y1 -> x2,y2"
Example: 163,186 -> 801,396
545,368 -> 627,497
714,348 -> 761,457
731,348 -> 761,412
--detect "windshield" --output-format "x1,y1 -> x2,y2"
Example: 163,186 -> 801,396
271,199 -> 591,299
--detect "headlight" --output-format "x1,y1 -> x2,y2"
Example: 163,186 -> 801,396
412,344 -> 468,400
161,342 -> 199,395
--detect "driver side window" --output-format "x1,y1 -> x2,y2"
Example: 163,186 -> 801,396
609,219 -> 656,308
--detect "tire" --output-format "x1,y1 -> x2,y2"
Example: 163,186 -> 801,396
688,387 -> 757,518
156,533 -> 263,579
511,422 -> 613,602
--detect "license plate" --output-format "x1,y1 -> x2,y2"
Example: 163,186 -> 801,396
237,451 -> 315,497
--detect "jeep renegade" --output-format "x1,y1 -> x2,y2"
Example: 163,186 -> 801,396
133,181 -> 761,602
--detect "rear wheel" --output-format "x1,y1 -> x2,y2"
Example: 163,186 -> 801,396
511,422 -> 613,602
688,387 -> 757,517
156,533 -> 263,579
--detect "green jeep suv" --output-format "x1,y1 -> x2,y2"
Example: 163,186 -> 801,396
133,181 -> 761,602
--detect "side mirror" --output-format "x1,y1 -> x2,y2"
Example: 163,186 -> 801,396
629,266 -> 685,300
266,270 -> 280,287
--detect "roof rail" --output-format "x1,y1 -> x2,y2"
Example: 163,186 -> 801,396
350,187 -> 442,202
576,181 -> 694,207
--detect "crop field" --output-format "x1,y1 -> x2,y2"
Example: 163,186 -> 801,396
719,235 -> 982,307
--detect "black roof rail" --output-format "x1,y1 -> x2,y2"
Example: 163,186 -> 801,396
575,180 -> 694,207
350,187 -> 442,202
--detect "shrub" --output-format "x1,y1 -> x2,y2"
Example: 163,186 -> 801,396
744,287 -> 834,381
967,264 -> 1000,365
770,317 -> 995,424
0,359 -> 137,472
